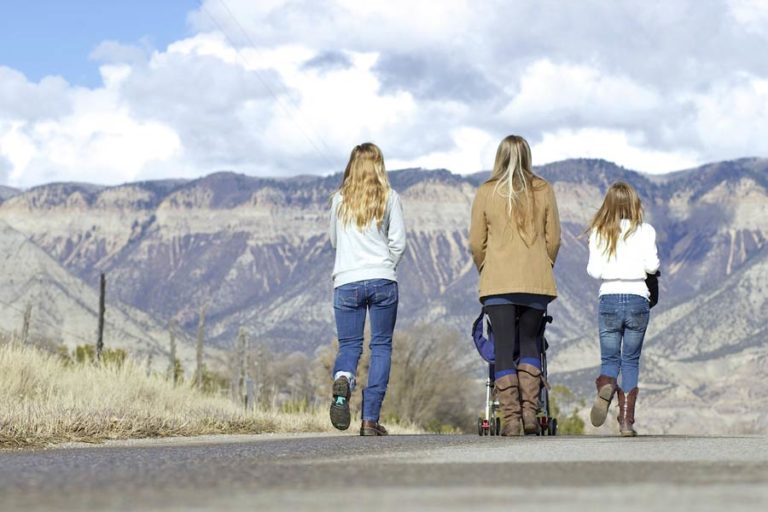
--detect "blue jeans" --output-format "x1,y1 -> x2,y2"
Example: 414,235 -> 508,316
332,279 -> 398,422
598,294 -> 650,391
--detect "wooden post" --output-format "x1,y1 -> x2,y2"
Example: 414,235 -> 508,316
238,327 -> 248,407
21,303 -> 32,344
168,319 -> 177,383
97,273 -> 106,361
245,377 -> 255,412
253,342 -> 263,406
195,306 -> 206,389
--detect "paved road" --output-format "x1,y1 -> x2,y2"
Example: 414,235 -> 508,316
1,434 -> 766,511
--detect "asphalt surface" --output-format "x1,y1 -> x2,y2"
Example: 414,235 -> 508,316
1,434 -> 766,511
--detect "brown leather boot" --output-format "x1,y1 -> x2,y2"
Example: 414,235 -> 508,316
360,420 -> 388,436
495,373 -> 523,436
617,387 -> 638,437
517,363 -> 544,435
590,375 -> 618,427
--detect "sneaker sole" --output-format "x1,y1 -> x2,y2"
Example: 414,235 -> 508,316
329,378 -> 351,431
590,385 -> 615,427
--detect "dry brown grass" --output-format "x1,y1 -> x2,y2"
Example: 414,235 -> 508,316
0,341 -> 420,449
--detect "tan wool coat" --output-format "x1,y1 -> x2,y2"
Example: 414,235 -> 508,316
469,177 -> 561,299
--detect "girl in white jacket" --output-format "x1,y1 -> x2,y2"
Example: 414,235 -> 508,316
586,182 -> 660,436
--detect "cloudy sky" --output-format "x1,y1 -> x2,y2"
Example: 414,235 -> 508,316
1,0 -> 768,187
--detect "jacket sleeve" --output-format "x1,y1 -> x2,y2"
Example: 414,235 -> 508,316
387,193 -> 407,267
469,187 -> 488,272
329,197 -> 338,249
644,225 -> 661,274
545,185 -> 561,266
587,230 -> 604,279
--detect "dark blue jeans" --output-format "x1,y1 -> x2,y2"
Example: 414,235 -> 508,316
598,294 -> 650,390
332,279 -> 398,422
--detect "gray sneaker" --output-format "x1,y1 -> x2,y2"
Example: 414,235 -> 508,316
329,376 -> 351,430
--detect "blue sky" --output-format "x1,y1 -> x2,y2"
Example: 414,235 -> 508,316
0,0 -> 197,86
1,0 -> 768,187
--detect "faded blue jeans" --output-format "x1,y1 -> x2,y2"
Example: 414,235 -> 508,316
332,279 -> 398,422
598,294 -> 650,391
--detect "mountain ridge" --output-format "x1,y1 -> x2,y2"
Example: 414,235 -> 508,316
0,157 -> 766,433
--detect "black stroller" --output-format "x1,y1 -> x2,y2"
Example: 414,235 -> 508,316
471,309 -> 557,436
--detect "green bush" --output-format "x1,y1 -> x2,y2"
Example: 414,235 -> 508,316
550,384 -> 585,435
65,345 -> 128,367
280,398 -> 311,414
194,365 -> 229,395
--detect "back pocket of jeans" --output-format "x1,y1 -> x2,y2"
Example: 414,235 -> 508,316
373,281 -> 398,306
598,308 -> 621,330
334,287 -> 359,307
626,310 -> 649,330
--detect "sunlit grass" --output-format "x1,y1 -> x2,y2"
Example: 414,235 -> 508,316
0,341 -> 419,449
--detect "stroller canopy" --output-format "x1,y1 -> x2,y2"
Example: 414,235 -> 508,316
471,311 -> 495,364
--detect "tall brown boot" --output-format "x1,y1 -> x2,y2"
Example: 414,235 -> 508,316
617,387 -> 638,437
495,374 -> 522,436
590,375 -> 618,427
517,363 -> 544,435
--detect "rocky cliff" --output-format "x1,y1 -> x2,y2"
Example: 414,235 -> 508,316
1,157 -> 766,433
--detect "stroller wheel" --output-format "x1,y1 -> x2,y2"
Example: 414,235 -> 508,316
477,417 -> 483,436
548,418 -> 558,436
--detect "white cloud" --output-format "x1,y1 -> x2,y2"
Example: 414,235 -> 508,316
501,60 -> 660,129
532,128 -> 700,174
728,0 -> 768,38
2,105 -> 181,186
690,76 -> 768,160
388,127 -> 498,173
1,0 -> 768,186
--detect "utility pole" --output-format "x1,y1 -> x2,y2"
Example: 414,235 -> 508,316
97,273 -> 106,361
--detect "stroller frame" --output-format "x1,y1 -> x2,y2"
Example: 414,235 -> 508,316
476,312 -> 558,436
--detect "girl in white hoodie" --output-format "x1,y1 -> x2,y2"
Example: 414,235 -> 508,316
586,182 -> 660,436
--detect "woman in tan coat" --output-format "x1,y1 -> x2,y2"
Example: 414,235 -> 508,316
469,135 -> 561,436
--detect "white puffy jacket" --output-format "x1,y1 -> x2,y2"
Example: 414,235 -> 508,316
587,220 -> 660,298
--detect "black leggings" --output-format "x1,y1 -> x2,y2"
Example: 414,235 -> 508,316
485,304 -> 543,374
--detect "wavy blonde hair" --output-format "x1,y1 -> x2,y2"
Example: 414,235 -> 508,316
489,135 -> 543,245
337,142 -> 391,229
588,181 -> 644,258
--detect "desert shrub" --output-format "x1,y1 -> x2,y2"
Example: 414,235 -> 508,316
384,326 -> 474,431
280,398 -> 311,414
169,357 -> 184,384
311,325 -> 475,432
0,338 -> 422,448
550,384 -> 586,435
63,344 -> 128,367
195,365 -> 229,395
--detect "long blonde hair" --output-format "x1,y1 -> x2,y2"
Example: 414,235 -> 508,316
588,181 -> 644,258
337,142 -> 391,229
489,135 -> 542,245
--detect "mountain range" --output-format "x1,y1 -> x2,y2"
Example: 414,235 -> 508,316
0,157 -> 765,434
